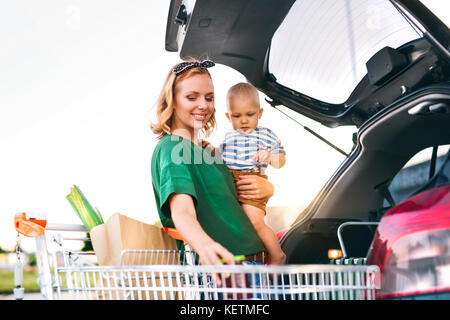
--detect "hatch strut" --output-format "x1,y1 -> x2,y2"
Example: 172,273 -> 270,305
429,145 -> 438,179
267,99 -> 349,157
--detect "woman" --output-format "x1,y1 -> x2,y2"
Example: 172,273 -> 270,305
150,60 -> 274,266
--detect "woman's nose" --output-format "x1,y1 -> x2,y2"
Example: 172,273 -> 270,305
198,98 -> 208,110
197,103 -> 206,111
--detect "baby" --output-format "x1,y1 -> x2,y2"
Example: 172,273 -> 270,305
207,82 -> 287,265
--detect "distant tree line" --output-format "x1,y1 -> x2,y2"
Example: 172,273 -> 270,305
0,247 -> 10,254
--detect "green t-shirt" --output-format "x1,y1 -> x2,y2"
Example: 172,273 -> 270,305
151,134 -> 265,256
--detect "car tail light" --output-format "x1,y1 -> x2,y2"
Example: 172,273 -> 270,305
378,229 -> 450,299
367,185 -> 450,299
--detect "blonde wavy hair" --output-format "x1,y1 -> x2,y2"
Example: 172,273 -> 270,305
150,63 -> 217,140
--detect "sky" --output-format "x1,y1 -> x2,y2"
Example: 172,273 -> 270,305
1,0 -> 448,252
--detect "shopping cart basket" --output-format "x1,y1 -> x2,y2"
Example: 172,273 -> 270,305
14,213 -> 381,300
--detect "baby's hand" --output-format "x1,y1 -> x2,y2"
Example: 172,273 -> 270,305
201,140 -> 211,148
201,140 -> 216,155
253,150 -> 271,164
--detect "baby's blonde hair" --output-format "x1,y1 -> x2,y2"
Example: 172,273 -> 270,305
226,82 -> 260,111
150,63 -> 216,139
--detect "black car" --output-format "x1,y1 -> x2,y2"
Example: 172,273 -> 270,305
165,0 -> 450,299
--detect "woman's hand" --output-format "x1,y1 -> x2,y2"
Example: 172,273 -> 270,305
235,174 -> 274,200
196,242 -> 235,266
196,242 -> 234,286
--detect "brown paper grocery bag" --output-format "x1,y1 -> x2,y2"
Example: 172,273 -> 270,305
90,213 -> 177,266
90,213 -> 181,300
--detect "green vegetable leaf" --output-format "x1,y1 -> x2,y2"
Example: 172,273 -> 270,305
66,185 -> 103,231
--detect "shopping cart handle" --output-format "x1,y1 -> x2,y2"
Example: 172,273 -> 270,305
162,227 -> 184,241
14,212 -> 47,238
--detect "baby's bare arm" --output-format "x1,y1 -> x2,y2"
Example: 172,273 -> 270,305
270,153 -> 286,169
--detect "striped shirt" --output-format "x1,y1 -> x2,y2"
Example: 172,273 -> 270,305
219,126 -> 286,172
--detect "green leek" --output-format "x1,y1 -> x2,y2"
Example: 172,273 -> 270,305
66,185 -> 103,231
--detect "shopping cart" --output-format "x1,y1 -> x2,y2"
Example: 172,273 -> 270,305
13,213 -> 381,300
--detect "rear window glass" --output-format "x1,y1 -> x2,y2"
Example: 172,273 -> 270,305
389,144 -> 450,204
268,0 -> 422,104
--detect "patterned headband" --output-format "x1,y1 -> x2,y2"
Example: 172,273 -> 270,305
172,60 -> 215,75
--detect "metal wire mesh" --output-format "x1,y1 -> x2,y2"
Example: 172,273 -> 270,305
53,264 -> 380,300
36,230 -> 380,300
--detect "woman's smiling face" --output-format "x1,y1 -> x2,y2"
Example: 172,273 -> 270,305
172,73 -> 215,140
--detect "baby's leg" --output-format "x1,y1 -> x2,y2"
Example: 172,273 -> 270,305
242,204 -> 286,265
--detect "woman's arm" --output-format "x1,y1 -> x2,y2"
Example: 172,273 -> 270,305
235,174 -> 274,200
169,193 -> 235,266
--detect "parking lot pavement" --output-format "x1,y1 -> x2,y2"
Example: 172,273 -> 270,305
0,292 -> 42,300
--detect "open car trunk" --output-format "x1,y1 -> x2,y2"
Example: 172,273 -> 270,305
281,85 -> 450,263
165,0 -> 450,264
